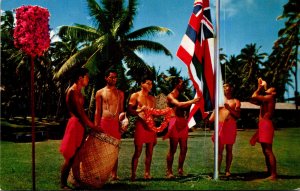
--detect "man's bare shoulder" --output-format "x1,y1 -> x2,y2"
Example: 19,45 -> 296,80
95,88 -> 105,97
130,91 -> 140,98
67,88 -> 78,97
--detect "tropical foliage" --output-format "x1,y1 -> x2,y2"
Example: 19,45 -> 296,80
53,0 -> 173,115
0,0 -> 299,123
271,0 -> 299,103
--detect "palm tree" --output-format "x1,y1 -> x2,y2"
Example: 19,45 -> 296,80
222,55 -> 246,100
48,33 -> 84,118
54,0 -> 172,87
219,48 -> 228,80
238,44 -> 268,83
275,0 -> 299,104
1,10 -> 30,119
237,43 -> 268,96
53,0 -> 173,114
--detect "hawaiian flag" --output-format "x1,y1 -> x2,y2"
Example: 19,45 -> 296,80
177,0 -> 224,128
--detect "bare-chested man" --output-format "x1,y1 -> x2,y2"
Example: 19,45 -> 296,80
165,77 -> 200,178
60,68 -> 98,189
127,77 -> 156,181
250,78 -> 277,180
94,69 -> 125,180
209,83 -> 241,177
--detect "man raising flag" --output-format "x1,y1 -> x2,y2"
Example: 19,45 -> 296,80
176,0 -> 224,128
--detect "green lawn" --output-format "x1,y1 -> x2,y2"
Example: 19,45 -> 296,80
1,128 -> 300,190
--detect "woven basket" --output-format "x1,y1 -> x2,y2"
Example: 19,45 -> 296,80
68,131 -> 120,189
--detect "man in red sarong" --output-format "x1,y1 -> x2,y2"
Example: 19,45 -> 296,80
164,77 -> 200,179
127,77 -> 156,181
250,78 -> 277,180
60,68 -> 98,189
94,69 -> 125,181
209,83 -> 241,177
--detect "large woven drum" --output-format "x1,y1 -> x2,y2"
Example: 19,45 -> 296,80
68,131 -> 120,189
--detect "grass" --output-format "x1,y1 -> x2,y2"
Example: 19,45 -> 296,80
1,128 -> 300,190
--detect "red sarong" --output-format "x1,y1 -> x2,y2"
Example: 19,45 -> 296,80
212,118 -> 237,145
258,118 -> 274,144
164,117 -> 188,140
100,118 -> 121,140
134,118 -> 157,145
60,117 -> 85,161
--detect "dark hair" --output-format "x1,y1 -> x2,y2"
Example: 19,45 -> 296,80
140,76 -> 153,84
105,68 -> 117,77
223,83 -> 232,88
71,67 -> 89,83
171,77 -> 183,89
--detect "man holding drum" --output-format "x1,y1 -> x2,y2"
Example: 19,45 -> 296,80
60,67 -> 98,189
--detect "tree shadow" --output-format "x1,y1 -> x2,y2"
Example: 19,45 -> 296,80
188,134 -> 213,138
98,182 -> 146,190
82,172 -> 300,190
169,171 -> 300,182
218,171 -> 300,181
176,173 -> 213,182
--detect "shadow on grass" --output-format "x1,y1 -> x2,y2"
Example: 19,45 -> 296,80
219,171 -> 300,181
72,182 -> 146,190
188,134 -> 213,138
101,182 -> 146,190
77,172 -> 300,190
175,173 -> 213,182
99,175 -> 212,190
171,171 -> 300,182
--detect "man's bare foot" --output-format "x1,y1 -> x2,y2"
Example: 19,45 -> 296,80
250,139 -> 256,146
265,175 -> 277,181
166,171 -> 175,179
178,169 -> 184,176
130,174 -> 136,182
60,185 -> 72,190
225,172 -> 231,177
111,175 -> 120,181
144,173 -> 152,180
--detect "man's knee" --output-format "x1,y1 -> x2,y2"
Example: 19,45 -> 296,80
134,145 -> 143,157
169,146 -> 178,154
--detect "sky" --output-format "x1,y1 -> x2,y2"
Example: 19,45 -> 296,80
1,0 -> 298,100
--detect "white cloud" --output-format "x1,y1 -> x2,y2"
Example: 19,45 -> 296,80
50,29 -> 61,43
212,0 -> 256,18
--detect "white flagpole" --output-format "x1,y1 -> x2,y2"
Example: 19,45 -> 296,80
213,0 -> 220,180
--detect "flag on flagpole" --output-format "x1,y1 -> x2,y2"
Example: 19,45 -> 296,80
176,0 -> 224,128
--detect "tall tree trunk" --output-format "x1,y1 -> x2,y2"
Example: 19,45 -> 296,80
88,84 -> 96,120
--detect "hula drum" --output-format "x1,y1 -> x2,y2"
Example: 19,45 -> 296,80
68,130 -> 120,189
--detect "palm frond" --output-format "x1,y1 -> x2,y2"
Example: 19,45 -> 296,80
58,25 -> 100,42
116,0 -> 138,35
123,48 -> 148,70
1,10 -> 14,28
84,49 -> 102,76
126,40 -> 173,58
86,0 -> 110,31
53,45 -> 99,80
126,26 -> 173,40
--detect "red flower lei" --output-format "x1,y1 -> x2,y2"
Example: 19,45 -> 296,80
14,5 -> 50,57
144,107 -> 173,132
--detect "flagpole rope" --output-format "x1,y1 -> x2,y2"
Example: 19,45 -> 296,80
223,1 -> 227,82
